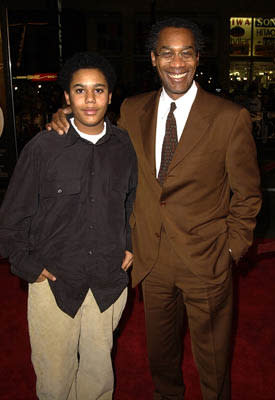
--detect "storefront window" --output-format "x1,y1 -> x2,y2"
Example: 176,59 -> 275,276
0,27 -> 6,137
230,16 -> 275,92
253,61 -> 274,88
229,61 -> 274,88
0,6 -> 18,197
0,27 -> 8,186
230,61 -> 250,83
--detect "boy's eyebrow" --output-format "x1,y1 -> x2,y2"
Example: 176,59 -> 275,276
72,83 -> 107,88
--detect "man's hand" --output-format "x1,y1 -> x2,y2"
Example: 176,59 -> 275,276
121,250 -> 133,271
36,268 -> 56,283
46,106 -> 72,135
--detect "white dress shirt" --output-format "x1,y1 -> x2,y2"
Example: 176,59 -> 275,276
155,81 -> 197,176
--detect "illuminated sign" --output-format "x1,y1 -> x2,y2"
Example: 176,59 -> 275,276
230,17 -> 275,57
253,18 -> 275,56
255,18 -> 275,27
13,73 -> 57,81
230,18 -> 252,56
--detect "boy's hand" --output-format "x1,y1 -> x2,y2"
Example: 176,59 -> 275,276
121,250 -> 133,271
46,106 -> 72,135
36,268 -> 56,282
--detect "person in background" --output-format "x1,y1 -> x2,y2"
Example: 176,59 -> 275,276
0,52 -> 137,400
245,86 -> 262,114
48,18 -> 261,400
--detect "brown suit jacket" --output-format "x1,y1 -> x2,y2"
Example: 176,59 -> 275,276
118,84 -> 262,287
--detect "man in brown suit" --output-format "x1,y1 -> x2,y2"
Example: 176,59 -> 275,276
49,18 -> 261,400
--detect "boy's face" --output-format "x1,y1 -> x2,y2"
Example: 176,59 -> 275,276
64,68 -> 112,135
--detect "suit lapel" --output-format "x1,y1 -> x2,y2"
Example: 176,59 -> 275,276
138,90 -> 161,175
169,85 -> 212,172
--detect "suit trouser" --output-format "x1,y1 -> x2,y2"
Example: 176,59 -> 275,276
142,229 -> 233,400
28,280 -> 127,400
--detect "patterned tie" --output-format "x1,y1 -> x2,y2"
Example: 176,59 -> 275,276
158,102 -> 178,185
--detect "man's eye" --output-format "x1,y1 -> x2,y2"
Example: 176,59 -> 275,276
95,88 -> 104,93
161,52 -> 172,58
76,88 -> 84,94
181,51 -> 194,58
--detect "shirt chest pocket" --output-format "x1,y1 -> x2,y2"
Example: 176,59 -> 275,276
110,177 -> 129,203
40,179 -> 81,198
38,179 -> 82,231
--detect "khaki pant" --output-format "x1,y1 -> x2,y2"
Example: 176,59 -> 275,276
28,280 -> 127,400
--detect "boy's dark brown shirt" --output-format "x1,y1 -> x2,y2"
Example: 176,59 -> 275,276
0,118 -> 137,317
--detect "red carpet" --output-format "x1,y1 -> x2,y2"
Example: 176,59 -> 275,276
0,239 -> 275,399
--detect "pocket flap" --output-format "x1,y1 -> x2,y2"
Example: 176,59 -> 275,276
41,179 -> 81,197
111,177 -> 128,193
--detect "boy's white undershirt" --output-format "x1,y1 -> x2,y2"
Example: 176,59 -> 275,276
70,117 -> 106,144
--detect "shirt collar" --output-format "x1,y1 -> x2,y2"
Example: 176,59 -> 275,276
159,80 -> 197,116
64,117 -> 113,147
70,118 -> 106,139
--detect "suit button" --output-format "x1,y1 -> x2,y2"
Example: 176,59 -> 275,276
160,201 -> 166,207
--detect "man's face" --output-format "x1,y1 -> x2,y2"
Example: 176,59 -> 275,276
64,68 -> 112,135
151,27 -> 199,100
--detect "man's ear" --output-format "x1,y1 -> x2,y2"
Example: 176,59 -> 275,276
151,51 -> 156,67
64,91 -> 70,105
196,52 -> 200,66
108,92 -> 112,105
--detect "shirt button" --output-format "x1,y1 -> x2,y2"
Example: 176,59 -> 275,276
160,201 -> 166,207
90,197 -> 95,203
89,225 -> 94,230
91,171 -> 95,176
57,188 -> 63,194
88,250 -> 93,255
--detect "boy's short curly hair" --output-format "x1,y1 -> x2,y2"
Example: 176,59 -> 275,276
146,17 -> 204,55
58,52 -> 117,93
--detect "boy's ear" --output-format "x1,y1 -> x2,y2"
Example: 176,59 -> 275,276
108,92 -> 112,105
64,91 -> 70,105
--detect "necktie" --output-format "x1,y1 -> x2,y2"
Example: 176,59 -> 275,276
158,102 -> 178,185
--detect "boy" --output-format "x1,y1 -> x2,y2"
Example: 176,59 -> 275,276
0,52 -> 137,400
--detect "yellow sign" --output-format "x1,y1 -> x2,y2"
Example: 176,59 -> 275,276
230,18 -> 252,56
253,18 -> 275,56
